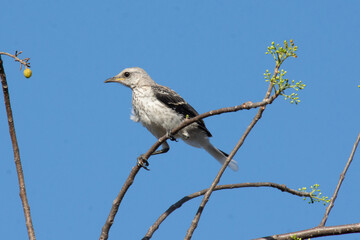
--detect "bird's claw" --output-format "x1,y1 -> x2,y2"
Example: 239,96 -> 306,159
167,131 -> 177,142
137,155 -> 150,171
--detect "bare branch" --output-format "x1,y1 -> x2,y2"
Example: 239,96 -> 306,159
0,55 -> 36,239
99,165 -> 141,240
0,51 -> 31,70
143,182 -> 312,240
99,96 -> 278,240
184,63 -> 280,239
319,132 -> 360,227
254,223 -> 360,240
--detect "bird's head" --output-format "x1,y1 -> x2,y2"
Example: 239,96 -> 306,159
104,67 -> 155,89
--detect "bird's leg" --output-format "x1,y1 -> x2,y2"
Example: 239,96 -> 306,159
137,142 -> 170,170
166,131 -> 178,142
151,141 -> 170,155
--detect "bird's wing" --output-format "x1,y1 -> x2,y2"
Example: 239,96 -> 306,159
152,85 -> 212,137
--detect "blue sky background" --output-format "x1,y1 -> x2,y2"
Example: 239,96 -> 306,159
1,1 -> 359,239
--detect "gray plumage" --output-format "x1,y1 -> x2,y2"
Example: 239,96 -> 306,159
105,67 -> 238,171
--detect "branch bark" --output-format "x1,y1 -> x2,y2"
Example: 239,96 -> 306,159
143,182 -> 312,240
0,55 -> 36,240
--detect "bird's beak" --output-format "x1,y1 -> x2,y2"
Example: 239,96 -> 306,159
104,77 -> 125,83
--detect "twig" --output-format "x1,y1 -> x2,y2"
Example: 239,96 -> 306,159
143,182 -> 312,240
254,223 -> 360,240
184,64 -> 280,239
319,132 -> 360,227
0,55 -> 36,239
0,51 -> 31,70
99,96 -> 278,240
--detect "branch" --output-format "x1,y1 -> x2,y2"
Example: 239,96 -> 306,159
143,182 -> 312,240
0,51 -> 31,70
254,223 -> 360,240
99,96 -> 278,240
141,95 -> 278,161
184,63 -> 280,239
0,55 -> 36,239
99,165 -> 141,240
319,132 -> 360,226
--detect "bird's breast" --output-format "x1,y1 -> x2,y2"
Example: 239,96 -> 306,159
131,90 -> 183,137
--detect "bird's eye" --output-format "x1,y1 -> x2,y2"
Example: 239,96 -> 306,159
124,72 -> 130,78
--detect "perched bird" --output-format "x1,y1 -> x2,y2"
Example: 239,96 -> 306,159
105,67 -> 238,171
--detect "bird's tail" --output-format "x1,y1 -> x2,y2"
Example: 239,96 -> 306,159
202,142 -> 239,171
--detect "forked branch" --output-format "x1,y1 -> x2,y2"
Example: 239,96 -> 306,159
143,182 -> 313,240
184,40 -> 300,239
99,96 -> 278,240
0,51 -> 31,70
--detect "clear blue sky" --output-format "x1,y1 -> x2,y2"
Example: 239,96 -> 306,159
1,1 -> 359,239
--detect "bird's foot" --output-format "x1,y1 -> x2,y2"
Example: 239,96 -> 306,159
167,131 -> 178,142
137,155 -> 150,171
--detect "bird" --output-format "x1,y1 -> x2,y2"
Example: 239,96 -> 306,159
105,67 -> 238,171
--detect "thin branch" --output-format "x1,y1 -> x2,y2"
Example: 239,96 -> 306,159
99,96 -> 278,240
0,55 -> 36,239
184,64 -> 280,240
99,165 -> 141,240
143,182 -> 312,240
254,223 -> 360,240
319,132 -> 360,227
0,51 -> 31,70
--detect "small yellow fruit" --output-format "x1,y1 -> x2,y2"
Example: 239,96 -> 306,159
23,68 -> 32,78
